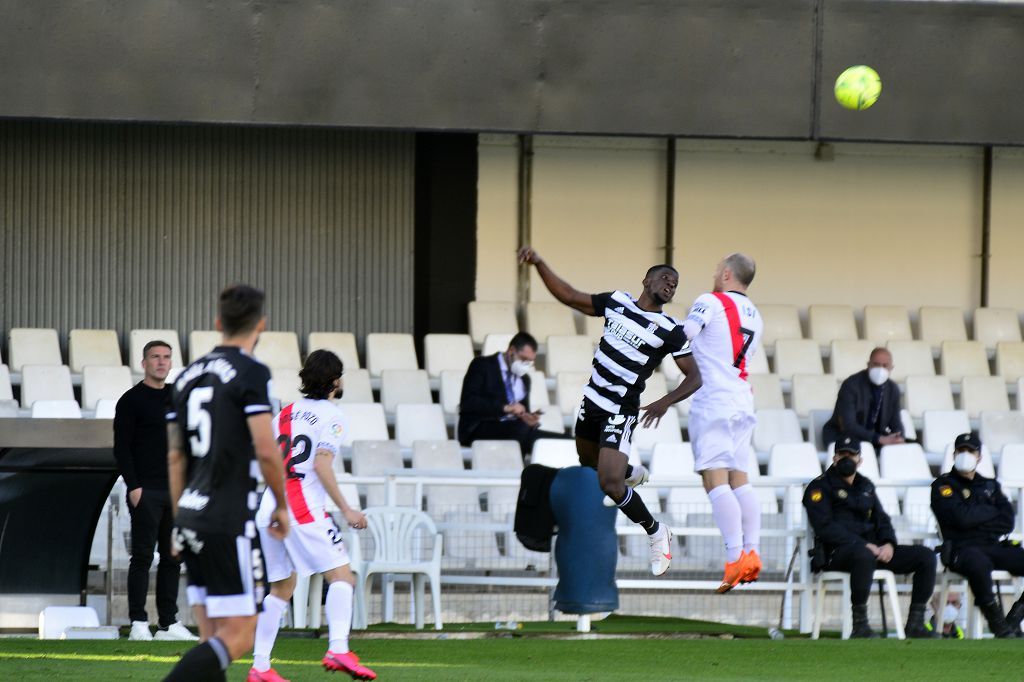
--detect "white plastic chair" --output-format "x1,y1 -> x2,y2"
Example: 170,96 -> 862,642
468,302 -> 518,347
808,305 -> 858,348
253,332 -> 302,370
791,374 -> 838,418
886,340 -> 936,383
829,340 -> 876,381
974,308 -> 1022,350
423,334 -> 474,378
905,376 -> 955,418
758,304 -> 802,356
921,410 -> 971,456
812,570 -> 905,640
961,376 -> 1010,418
978,411 -> 1024,461
774,339 -> 824,380
366,333 -> 419,377
68,329 -> 122,373
81,366 -> 132,410
32,400 -> 83,419
545,336 -> 595,375
936,567 -> 1020,639
307,332 -> 361,370
940,341 -> 990,382
380,369 -> 432,415
337,404 -> 389,446
20,365 -> 74,407
919,306 -> 968,352
863,306 -> 912,346
336,369 -> 374,404
748,374 -> 785,410
753,409 -> 804,455
350,507 -> 443,630
530,439 -> 579,468
525,302 -> 576,342
995,342 -> 1024,383
8,328 -> 62,372
395,404 -> 447,448
188,330 -> 221,363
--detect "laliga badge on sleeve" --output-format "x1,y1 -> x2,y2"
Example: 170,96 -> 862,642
940,485 -> 953,498
810,490 -> 823,503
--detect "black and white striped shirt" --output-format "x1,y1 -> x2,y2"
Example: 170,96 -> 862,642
583,291 -> 691,415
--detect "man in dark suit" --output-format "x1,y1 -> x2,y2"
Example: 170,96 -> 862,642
458,332 -> 570,455
822,347 -> 905,449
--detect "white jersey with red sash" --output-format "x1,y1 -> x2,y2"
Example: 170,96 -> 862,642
682,291 -> 763,414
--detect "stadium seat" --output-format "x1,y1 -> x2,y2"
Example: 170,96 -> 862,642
395,404 -> 447,448
767,442 -> 822,478
524,302 -> 576,343
879,443 -> 934,531
253,331 -> 302,370
905,375 -> 955,418
128,330 -> 183,370
995,342 -> 1024,383
555,371 -> 590,414
978,411 -> 1024,460
752,409 -> 803,455
0,365 -> 13,402
940,341 -> 990,382
940,444 -> 996,479
471,440 -> 524,518
365,333 -> 418,377
336,368 -> 374,403
440,510 -> 506,571
94,398 -> 117,420
337,404 -> 389,446
813,570 -> 905,640
20,365 -> 74,407
650,442 -> 696,479
8,328 -> 62,372
653,444 -> 710,525
998,444 -> 1024,485
886,340 -> 936,382
863,305 -> 912,346
545,335 -> 595,375
960,375 -> 1010,417
380,369 -> 432,415
527,369 -> 551,409
757,304 -> 803,355
935,568 -> 1019,639
579,312 -> 605,340
973,307 -> 1022,350
660,354 -> 683,384
351,440 -> 411,507
746,347 -> 770,375
481,333 -> 514,356
423,333 -> 474,378
269,368 -> 303,405
411,440 -> 477,515
68,329 -> 122,373
807,408 -> 833,452
81,365 -> 132,410
747,374 -> 785,410
922,410 -> 971,457
31,400 -> 83,419
438,369 -> 465,422
918,306 -> 968,351
468,301 -> 517,347
630,406 -> 682,461
808,304 -> 858,348
537,406 -> 565,433
188,330 -> 220,363
829,340 -> 875,381
639,372 -> 667,408
791,374 -> 838,418
0,400 -> 19,418
530,439 -> 579,468
773,339 -> 824,380
307,332 -> 361,370
900,408 -> 918,442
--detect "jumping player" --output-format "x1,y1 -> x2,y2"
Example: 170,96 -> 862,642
518,246 -> 703,576
164,285 -> 290,682
249,350 -> 376,682
680,254 -> 765,593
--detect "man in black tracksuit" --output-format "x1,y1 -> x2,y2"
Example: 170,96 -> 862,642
931,432 -> 1024,638
804,436 -> 936,638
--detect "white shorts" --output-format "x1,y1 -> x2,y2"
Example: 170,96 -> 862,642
689,407 -> 756,473
259,515 -> 350,583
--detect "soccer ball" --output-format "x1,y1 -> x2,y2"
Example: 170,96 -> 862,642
834,65 -> 881,111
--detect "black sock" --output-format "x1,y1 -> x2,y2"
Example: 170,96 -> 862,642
625,464 -> 634,479
615,488 -> 659,535
164,638 -> 229,682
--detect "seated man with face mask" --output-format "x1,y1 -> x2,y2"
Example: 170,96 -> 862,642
458,332 -> 571,456
932,432 -> 1024,638
822,347 -> 905,450
804,436 -> 937,638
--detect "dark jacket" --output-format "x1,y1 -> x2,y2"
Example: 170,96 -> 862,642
822,369 -> 903,448
803,467 -> 898,554
457,353 -> 532,445
931,469 -> 1015,551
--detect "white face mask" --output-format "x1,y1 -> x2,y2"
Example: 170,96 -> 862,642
954,451 -> 979,474
868,366 -> 890,386
943,603 -> 960,624
509,359 -> 533,377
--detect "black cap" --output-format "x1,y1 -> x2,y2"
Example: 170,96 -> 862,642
954,432 -> 982,452
835,436 -> 861,455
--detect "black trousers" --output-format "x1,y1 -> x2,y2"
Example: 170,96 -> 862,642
466,419 -> 572,456
950,544 -> 1024,604
827,543 -> 936,606
127,487 -> 180,627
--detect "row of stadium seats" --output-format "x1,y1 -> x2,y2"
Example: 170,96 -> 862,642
468,301 -> 1024,353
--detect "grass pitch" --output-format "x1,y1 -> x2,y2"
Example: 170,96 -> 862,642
1,616 -> 1020,681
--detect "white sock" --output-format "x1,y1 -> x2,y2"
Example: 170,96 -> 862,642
708,484 -> 743,563
326,581 -> 354,654
732,483 -> 761,554
253,593 -> 288,672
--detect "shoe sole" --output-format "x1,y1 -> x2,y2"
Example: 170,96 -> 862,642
650,527 -> 672,577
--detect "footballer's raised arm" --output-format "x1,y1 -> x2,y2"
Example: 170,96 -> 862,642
517,246 -> 596,316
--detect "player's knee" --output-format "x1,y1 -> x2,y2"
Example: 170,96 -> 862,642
270,574 -> 297,600
851,546 -> 876,567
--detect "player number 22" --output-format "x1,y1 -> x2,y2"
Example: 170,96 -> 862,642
277,434 -> 313,480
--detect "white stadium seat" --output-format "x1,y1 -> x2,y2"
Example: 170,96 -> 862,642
527,369 -> 551,409
8,328 -> 62,372
940,341 -> 990,382
960,376 -> 1010,417
188,330 -> 221,363
336,368 -> 374,403
93,398 -> 117,419
773,339 -> 823,380
423,334 -> 474,378
879,443 -> 932,480
639,373 -> 668,407
545,335 -> 595,375
269,368 -> 303,405
338,403 -> 389,446
20,365 -> 74,407
630,406 -> 682,461
537,406 -> 565,434
472,440 -> 524,472
412,440 -> 476,516
650,442 -> 696,479
757,304 -> 803,355
365,333 -> 418,377
753,409 -> 803,455
998,444 -> 1024,484
68,329 -> 122,373
905,375 -> 955,418
468,301 -> 518,347
863,306 -> 912,346
995,342 -> 1024,383
580,313 -> 605,340
0,365 -> 13,402
973,307 -> 1022,350
940,444 -> 996,479
886,340 -> 936,383
918,306 -> 968,351
791,374 -> 838,418
555,371 -> 591,414
128,330 -> 183,370
351,440 -> 411,507
524,302 -> 576,342
31,400 -> 82,419
307,332 -> 361,370
254,332 -> 302,370
438,369 -> 466,421
81,365 -> 132,410
380,369 -> 432,415
748,374 -> 785,410
746,347 -> 770,375
829,340 -> 876,381
481,333 -> 514,356
767,442 -> 822,478
395,404 -> 447,448
530,439 -> 579,468
978,411 -> 1024,459
922,410 -> 971,456
808,304 -> 858,347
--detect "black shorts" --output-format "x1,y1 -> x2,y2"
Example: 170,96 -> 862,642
575,398 -> 638,456
176,528 -> 267,618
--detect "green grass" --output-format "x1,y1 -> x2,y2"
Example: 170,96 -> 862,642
1,617 -> 1021,681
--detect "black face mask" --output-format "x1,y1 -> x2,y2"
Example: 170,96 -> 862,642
834,456 -> 858,477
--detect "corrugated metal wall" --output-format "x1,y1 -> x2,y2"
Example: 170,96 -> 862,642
0,120 -> 415,359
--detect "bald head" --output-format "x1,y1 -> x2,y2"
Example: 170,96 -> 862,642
723,253 -> 756,287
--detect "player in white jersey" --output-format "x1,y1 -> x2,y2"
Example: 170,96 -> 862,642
681,253 -> 765,593
249,351 -> 376,682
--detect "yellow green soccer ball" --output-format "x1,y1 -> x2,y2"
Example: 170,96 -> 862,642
834,65 -> 882,110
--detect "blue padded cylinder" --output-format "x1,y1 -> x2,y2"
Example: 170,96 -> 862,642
550,466 -> 619,614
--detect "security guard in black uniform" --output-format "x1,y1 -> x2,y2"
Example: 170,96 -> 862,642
804,436 -> 937,638
931,432 -> 1024,638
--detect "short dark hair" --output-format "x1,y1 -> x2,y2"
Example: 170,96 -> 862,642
142,340 -> 172,359
723,253 -> 756,286
645,264 -> 678,280
509,332 -> 538,352
218,284 -> 265,337
299,350 -> 345,400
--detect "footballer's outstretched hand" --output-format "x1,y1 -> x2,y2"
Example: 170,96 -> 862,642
517,246 -> 542,266
268,506 -> 291,540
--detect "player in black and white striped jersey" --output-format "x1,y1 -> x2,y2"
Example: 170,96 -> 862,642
518,247 -> 703,576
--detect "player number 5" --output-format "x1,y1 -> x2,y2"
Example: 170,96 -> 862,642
186,386 -> 214,457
